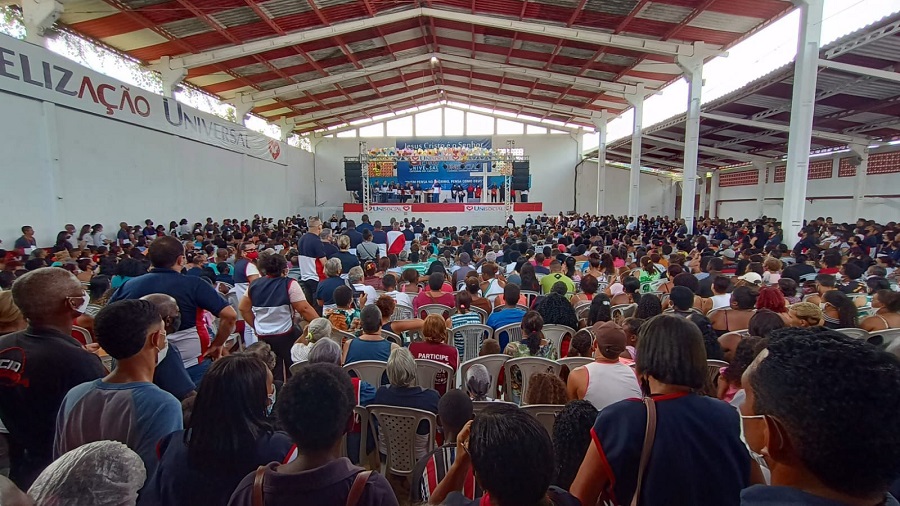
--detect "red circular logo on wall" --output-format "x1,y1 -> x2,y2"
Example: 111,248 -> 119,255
268,140 -> 281,160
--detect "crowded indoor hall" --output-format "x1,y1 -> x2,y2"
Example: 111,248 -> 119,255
2,0 -> 900,505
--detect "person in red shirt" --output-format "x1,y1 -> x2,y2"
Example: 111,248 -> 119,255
474,186 -> 482,200
409,314 -> 458,395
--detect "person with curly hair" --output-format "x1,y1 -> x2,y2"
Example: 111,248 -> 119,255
229,363 -> 398,505
634,293 -> 662,319
740,328 -> 900,505
552,400 -> 598,490
524,372 -> 567,405
717,335 -> 763,404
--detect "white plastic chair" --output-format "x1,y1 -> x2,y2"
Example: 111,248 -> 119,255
575,302 -> 591,322
867,328 -> 900,356
450,324 -> 493,363
459,355 -> 511,398
472,400 -> 517,416
417,304 -> 455,319
367,405 -> 436,478
343,360 -> 388,387
505,357 -> 562,404
521,290 -> 540,307
381,329 -> 403,346
414,359 -> 455,392
341,405 -> 369,463
391,303 -> 414,321
470,306 -> 489,323
72,325 -> 92,345
520,404 -> 565,435
611,303 -> 636,322
494,322 -> 524,348
835,328 -> 869,339
289,360 -> 309,376
558,356 -> 593,371
332,329 -> 356,344
541,324 -> 576,359
706,359 -> 729,391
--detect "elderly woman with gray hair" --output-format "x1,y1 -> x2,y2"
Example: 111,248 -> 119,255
465,364 -> 495,401
290,318 -> 333,363
372,347 -> 440,460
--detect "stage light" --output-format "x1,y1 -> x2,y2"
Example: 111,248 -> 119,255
430,56 -> 439,66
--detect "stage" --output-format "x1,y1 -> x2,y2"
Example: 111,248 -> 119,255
342,202 -> 543,228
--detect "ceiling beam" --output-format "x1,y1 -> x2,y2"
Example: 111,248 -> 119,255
288,87 -> 442,125
699,112 -> 866,145
441,103 -> 584,132
643,134 -> 775,163
440,84 -> 604,119
153,7 -> 709,71
240,52 -> 637,107
608,149 -> 685,169
817,59 -> 900,84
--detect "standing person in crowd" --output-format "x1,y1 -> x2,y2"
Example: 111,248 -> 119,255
239,253 -> 317,381
571,315 -> 752,506
298,217 -> 327,307
740,329 -> 900,505
54,299 -> 182,477
427,403 -> 579,505
111,237 -> 237,385
409,314 -> 459,395
141,354 -> 294,506
0,268 -> 106,487
566,322 -> 641,410
13,226 -> 37,255
333,235 -> 360,274
228,363 -> 398,506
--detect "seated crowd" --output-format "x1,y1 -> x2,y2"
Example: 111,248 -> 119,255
0,212 -> 899,505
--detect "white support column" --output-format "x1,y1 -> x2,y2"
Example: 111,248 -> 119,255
22,0 -> 63,46
592,111 -> 610,217
278,117 -> 293,142
625,84 -> 645,220
754,161 -> 768,218
677,46 -> 705,234
150,56 -> 188,98
849,143 -> 869,220
710,171 -> 720,218
781,0 -> 825,246
232,93 -> 253,123
698,175 -> 707,219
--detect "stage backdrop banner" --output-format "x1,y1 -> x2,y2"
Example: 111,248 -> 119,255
386,137 -> 504,186
0,34 -> 287,165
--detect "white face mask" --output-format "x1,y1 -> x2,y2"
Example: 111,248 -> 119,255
71,291 -> 90,314
267,388 -> 276,416
156,332 -> 168,365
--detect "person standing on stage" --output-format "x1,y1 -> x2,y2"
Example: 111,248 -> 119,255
432,180 -> 441,203
416,183 -> 423,203
475,185 -> 482,202
467,183 -> 475,202
490,184 -> 498,203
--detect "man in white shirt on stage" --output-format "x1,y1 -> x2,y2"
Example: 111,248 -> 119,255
431,180 -> 441,203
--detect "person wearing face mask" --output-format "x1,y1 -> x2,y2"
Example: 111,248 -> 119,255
139,354 -> 294,506
54,299 -> 182,479
141,294 -> 197,401
0,267 -> 107,488
571,314 -> 754,506
739,328 -> 900,506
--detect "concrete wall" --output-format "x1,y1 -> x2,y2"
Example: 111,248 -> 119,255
715,151 -> 900,223
575,161 -> 677,217
0,91 -> 315,246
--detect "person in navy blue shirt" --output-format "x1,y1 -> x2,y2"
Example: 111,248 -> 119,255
571,314 -> 750,506
344,220 -> 363,248
110,237 -> 237,385
372,221 -> 388,247
740,327 -> 900,506
357,215 -> 374,234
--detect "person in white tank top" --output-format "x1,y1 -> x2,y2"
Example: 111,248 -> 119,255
566,321 -> 642,411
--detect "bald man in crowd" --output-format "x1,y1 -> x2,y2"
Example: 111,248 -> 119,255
0,268 -> 106,487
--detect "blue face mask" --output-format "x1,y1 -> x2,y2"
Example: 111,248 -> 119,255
267,389 -> 276,416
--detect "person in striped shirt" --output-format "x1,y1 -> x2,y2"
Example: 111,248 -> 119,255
447,291 -> 484,362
